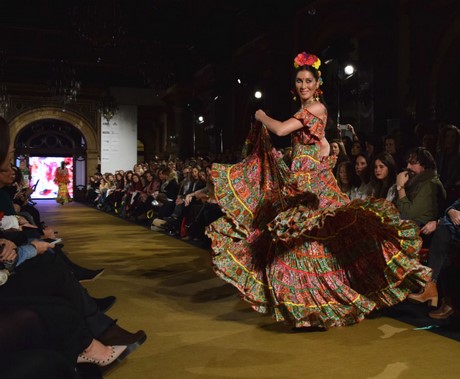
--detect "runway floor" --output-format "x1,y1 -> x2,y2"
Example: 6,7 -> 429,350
36,200 -> 460,379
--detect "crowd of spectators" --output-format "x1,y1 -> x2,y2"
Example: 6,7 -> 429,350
1,117 -> 147,379
85,155 -> 231,247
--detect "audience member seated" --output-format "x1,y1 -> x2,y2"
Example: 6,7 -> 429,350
103,172 -> 126,213
336,161 -> 358,198
436,124 -> 460,204
383,134 -> 405,171
363,133 -> 382,164
184,173 -> 223,243
395,147 -> 446,227
157,166 -> 206,235
408,197 -> 460,319
330,139 -> 349,178
129,170 -> 160,221
369,152 -> 397,201
150,166 -> 179,224
123,173 -> 144,218
349,153 -> 372,200
86,175 -> 100,204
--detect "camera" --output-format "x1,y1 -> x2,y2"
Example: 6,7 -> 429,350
337,124 -> 349,131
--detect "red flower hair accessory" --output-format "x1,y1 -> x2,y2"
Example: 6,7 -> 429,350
293,52 -> 321,70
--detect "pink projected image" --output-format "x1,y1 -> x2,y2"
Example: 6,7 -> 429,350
29,157 -> 73,199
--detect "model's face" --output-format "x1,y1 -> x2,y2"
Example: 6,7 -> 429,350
355,156 -> 367,175
374,159 -> 389,180
385,139 -> 396,154
331,142 -> 340,156
295,70 -> 318,103
338,165 -> 349,184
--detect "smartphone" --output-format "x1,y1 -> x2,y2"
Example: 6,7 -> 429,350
43,238 -> 63,245
337,124 -> 349,131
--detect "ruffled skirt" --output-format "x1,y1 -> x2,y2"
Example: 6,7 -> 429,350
206,126 -> 430,328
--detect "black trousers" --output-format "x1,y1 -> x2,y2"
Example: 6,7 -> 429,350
428,224 -> 454,281
0,253 -> 113,339
0,297 -> 88,364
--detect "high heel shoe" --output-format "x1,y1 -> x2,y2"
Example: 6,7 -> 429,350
428,298 -> 455,319
407,281 -> 438,307
77,345 -> 127,367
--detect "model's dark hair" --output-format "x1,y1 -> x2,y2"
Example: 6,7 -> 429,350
405,146 -> 436,170
370,152 -> 397,199
296,65 -> 320,80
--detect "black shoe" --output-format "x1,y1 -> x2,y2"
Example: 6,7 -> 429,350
93,295 -> 117,313
98,324 -> 147,356
77,268 -> 104,282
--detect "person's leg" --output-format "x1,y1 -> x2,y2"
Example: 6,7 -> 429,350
0,297 -> 92,363
1,350 -> 80,379
0,253 -> 112,338
428,224 -> 453,281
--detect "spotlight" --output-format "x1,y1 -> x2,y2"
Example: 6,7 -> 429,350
344,65 -> 355,76
197,115 -> 204,124
237,78 -> 242,85
254,91 -> 262,99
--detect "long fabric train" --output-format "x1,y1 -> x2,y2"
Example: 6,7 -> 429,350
206,110 -> 431,328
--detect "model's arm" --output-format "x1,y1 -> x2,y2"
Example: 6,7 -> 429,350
255,103 -> 326,137
254,110 -> 301,136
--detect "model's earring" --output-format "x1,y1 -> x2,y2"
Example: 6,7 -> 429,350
290,89 -> 297,101
314,88 -> 323,101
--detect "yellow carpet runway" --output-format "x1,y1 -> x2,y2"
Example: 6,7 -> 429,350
37,200 -> 460,379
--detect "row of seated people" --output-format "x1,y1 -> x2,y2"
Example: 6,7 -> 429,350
330,122 -> 460,204
330,128 -> 459,322
0,117 -> 147,378
86,161 -> 223,246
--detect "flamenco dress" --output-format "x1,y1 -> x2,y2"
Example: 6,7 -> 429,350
54,169 -> 71,205
206,108 -> 431,328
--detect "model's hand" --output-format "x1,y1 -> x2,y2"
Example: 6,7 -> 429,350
420,220 -> 437,235
447,208 -> 460,225
255,109 -> 266,121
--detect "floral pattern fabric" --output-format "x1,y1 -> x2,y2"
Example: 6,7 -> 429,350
206,108 -> 431,328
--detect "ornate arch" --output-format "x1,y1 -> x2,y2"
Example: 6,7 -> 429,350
9,107 -> 97,150
8,107 -> 100,176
